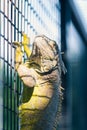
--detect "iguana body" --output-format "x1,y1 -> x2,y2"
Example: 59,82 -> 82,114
13,34 -> 66,130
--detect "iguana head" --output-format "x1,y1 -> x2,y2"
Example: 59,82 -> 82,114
29,35 -> 66,75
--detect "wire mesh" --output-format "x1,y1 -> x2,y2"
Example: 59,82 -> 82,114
0,0 -> 60,130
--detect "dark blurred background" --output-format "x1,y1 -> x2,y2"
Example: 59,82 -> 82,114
59,0 -> 87,130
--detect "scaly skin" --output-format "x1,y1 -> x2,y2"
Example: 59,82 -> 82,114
13,34 -> 66,130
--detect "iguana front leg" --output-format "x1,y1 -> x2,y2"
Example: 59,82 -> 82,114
13,34 -> 38,113
13,33 -> 31,70
22,33 -> 31,58
13,34 -> 34,88
13,34 -> 36,87
13,42 -> 23,70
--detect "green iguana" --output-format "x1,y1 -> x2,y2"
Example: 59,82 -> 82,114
13,34 -> 66,130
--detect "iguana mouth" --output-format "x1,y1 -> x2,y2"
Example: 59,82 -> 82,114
28,57 -> 58,75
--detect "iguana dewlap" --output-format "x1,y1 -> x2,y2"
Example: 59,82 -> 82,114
13,34 -> 66,130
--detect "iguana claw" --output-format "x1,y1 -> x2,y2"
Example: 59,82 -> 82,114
13,41 -> 21,47
22,33 -> 30,46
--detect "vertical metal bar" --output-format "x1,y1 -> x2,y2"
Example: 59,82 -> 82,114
10,22 -> 13,130
13,0 -> 16,128
5,0 -> 8,129
18,0 -> 22,103
16,1 -> 20,130
3,0 -> 6,129
60,0 -> 67,52
6,0 -> 9,129
1,0 -> 5,127
0,0 -> 1,56
17,0 -> 20,129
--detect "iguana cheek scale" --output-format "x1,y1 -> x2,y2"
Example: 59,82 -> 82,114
13,34 -> 66,130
